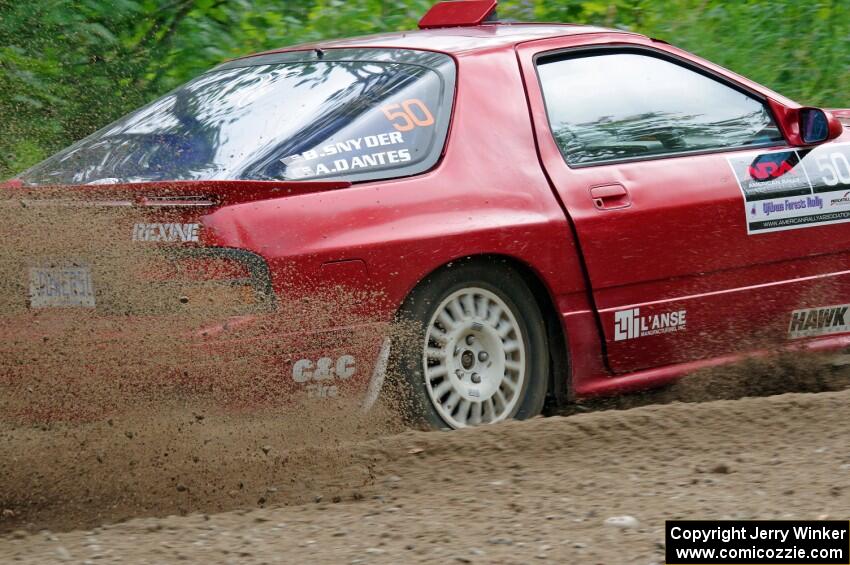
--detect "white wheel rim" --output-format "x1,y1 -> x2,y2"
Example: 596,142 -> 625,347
423,287 -> 526,428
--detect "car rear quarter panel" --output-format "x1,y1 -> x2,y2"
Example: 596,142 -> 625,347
200,47 -> 590,335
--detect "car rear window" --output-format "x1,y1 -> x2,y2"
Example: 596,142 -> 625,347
19,49 -> 455,185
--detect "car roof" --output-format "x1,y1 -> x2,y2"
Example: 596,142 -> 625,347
244,23 -> 638,60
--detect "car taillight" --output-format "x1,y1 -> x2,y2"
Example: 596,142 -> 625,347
138,248 -> 274,315
145,254 -> 252,283
177,255 -> 252,282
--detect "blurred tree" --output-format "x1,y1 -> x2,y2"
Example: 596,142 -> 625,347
1,0 -> 847,178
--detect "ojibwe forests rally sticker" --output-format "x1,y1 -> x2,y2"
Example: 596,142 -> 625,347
728,142 -> 850,234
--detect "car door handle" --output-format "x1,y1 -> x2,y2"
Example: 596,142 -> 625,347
590,183 -> 631,210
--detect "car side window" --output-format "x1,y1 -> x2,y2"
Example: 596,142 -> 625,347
537,51 -> 784,167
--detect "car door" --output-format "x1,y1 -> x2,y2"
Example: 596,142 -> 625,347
519,40 -> 850,374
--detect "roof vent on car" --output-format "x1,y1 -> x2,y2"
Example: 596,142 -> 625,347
419,0 -> 498,29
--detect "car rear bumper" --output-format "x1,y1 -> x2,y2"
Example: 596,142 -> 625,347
0,311 -> 392,422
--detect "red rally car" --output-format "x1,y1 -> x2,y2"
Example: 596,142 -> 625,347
5,0 -> 850,429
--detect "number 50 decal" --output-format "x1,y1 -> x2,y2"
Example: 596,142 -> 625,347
381,99 -> 435,132
815,152 -> 850,187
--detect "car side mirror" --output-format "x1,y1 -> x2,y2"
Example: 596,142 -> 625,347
768,101 -> 843,146
800,108 -> 831,144
797,107 -> 843,145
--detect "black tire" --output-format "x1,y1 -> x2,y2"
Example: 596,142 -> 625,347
394,260 -> 549,429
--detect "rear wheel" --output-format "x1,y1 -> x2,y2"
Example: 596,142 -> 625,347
396,261 -> 549,429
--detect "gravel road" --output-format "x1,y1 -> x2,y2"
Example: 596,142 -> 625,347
2,360 -> 849,564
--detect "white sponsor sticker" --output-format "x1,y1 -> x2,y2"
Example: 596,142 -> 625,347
614,307 -> 686,341
29,265 -> 96,308
132,223 -> 200,243
729,142 -> 850,235
292,355 -> 356,383
788,304 -> 850,339
293,355 -> 357,400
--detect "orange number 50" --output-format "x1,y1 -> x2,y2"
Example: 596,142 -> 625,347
381,99 -> 435,132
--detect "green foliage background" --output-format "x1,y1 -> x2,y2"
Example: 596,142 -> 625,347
1,0 -> 847,178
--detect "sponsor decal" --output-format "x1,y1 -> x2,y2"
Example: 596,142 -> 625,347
788,304 -> 850,339
759,196 -> 823,216
132,223 -> 200,243
747,152 -> 801,182
829,191 -> 850,207
729,142 -> 850,234
292,355 -> 356,399
614,307 -> 687,341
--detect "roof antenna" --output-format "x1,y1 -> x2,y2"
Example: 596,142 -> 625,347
314,48 -> 325,59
